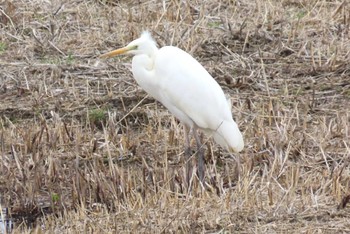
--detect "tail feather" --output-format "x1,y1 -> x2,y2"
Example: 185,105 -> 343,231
212,120 -> 244,153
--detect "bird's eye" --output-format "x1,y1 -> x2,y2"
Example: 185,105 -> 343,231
132,45 -> 138,50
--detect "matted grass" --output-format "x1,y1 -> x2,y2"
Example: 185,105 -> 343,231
1,0 -> 350,233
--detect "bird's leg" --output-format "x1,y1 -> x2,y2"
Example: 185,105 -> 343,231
233,152 -> 241,181
193,127 -> 205,184
184,125 -> 192,187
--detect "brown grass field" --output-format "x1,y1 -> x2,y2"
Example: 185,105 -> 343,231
1,0 -> 350,233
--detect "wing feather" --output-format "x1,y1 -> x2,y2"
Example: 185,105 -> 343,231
154,46 -> 232,130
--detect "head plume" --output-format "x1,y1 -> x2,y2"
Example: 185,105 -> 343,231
139,31 -> 157,48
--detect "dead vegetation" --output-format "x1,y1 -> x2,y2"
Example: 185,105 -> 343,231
0,0 -> 350,233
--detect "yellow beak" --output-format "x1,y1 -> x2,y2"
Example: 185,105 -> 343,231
100,47 -> 129,59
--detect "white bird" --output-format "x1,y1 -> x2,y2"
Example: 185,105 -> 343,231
100,31 -> 244,184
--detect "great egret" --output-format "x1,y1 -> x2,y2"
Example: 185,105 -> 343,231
100,31 -> 244,184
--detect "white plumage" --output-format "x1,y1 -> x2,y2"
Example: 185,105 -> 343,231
100,31 -> 244,182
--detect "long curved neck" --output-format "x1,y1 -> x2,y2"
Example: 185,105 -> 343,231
132,43 -> 158,71
132,54 -> 154,73
145,43 -> 158,59
131,53 -> 157,93
131,48 -> 163,103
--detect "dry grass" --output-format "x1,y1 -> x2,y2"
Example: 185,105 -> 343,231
0,0 -> 350,233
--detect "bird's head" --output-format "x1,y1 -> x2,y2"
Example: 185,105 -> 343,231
100,31 -> 157,59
